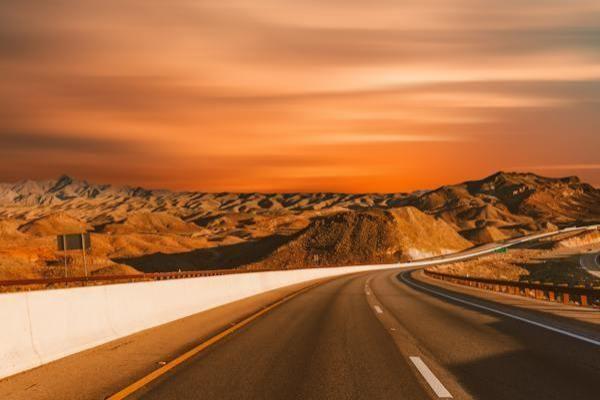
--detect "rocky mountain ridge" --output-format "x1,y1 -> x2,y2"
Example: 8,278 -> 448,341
0,172 -> 598,233
1,171 -> 598,281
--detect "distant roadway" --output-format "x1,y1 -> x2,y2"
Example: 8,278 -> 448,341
580,251 -> 600,278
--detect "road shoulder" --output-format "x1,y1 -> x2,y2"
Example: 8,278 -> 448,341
409,269 -> 600,342
0,279 -> 326,400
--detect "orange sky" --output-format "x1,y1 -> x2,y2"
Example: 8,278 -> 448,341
1,0 -> 599,192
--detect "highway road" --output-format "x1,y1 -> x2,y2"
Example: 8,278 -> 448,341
124,267 -> 600,400
2,225 -> 597,400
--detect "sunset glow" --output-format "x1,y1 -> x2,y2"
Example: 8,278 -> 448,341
1,0 -> 599,191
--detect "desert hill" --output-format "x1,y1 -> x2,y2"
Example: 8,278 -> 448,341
412,172 -> 600,241
19,213 -> 91,236
0,175 -> 412,222
1,172 -> 597,233
103,212 -> 201,235
248,208 -> 471,270
460,225 -> 509,244
0,171 -> 598,280
116,207 -> 471,273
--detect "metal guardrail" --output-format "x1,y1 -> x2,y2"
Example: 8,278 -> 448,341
3,225 -> 597,293
423,269 -> 600,307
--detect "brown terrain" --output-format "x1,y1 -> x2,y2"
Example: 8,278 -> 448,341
0,172 -> 599,281
431,229 -> 600,286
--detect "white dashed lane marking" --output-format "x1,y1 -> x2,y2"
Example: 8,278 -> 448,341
409,356 -> 453,398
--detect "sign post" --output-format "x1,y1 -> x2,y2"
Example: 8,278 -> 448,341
62,235 -> 68,278
57,232 -> 92,279
81,233 -> 88,278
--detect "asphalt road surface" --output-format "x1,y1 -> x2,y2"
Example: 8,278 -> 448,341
130,268 -> 600,400
580,251 -> 600,278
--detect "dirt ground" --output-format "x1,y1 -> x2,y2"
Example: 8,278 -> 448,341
432,232 -> 600,286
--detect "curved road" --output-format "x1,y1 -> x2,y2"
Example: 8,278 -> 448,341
580,251 -> 600,278
129,268 -> 600,400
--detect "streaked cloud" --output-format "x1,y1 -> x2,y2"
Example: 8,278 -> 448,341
0,0 -> 599,190
303,133 -> 464,144
512,164 -> 600,171
0,131 -> 135,154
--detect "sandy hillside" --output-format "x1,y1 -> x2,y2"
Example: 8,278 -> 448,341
0,171 -> 598,279
431,229 -> 600,286
19,213 -> 92,236
247,208 -> 472,270
1,172 -> 597,234
103,212 -> 201,235
554,230 -> 600,249
413,172 -> 600,241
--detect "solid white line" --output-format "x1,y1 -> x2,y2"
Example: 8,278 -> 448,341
374,305 -> 383,314
401,273 -> 600,347
409,356 -> 453,398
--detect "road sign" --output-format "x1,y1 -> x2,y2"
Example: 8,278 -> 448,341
57,232 -> 91,279
57,232 -> 91,251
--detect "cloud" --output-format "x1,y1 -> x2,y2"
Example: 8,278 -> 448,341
0,1 -> 599,191
0,131 -> 135,154
301,133 -> 464,144
512,164 -> 600,171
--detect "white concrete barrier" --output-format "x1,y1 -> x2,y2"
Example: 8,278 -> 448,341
0,263 -> 404,380
1,225 -> 595,379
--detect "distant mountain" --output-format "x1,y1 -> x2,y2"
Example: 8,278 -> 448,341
0,174 -> 153,207
1,171 -> 599,280
0,174 -> 413,223
413,172 -> 600,240
0,171 -> 598,243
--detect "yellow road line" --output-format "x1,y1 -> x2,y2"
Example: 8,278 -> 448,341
107,278 -> 332,399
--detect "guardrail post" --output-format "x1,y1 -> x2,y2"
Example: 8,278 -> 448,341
557,284 -> 569,304
574,285 -> 586,306
418,267 -> 598,308
531,282 -> 538,299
